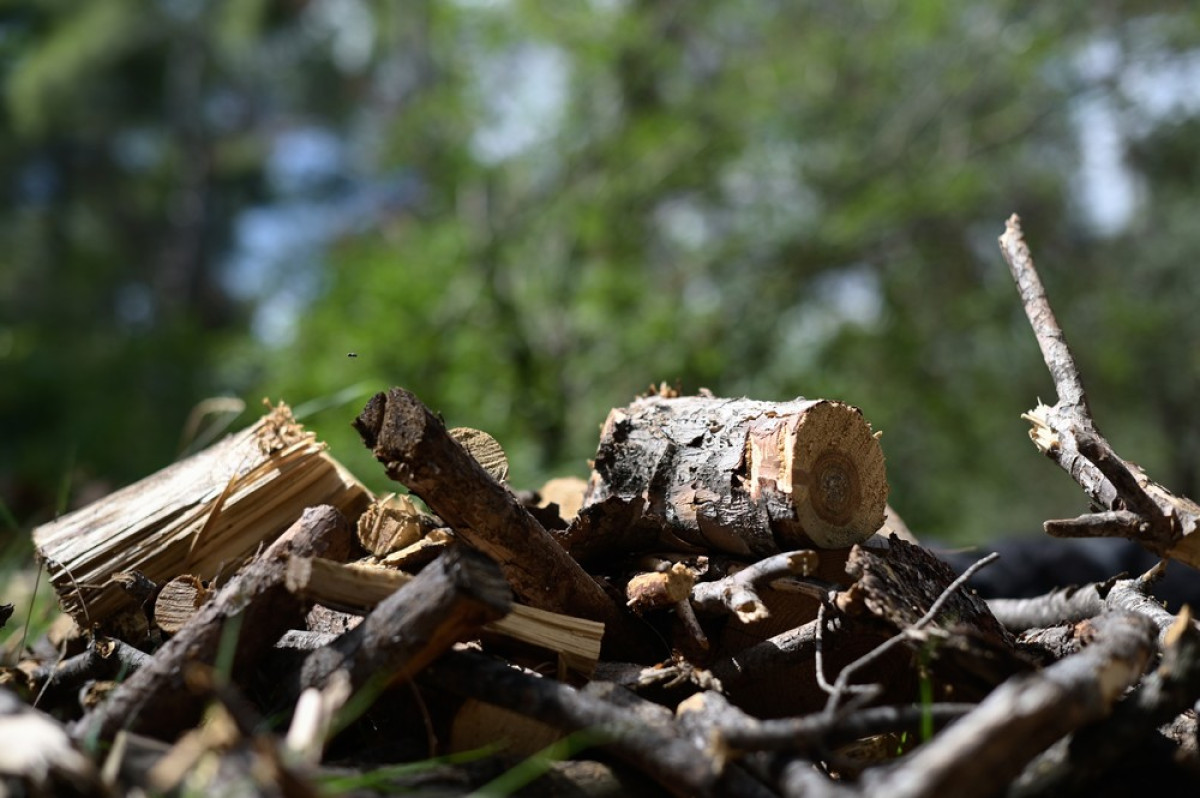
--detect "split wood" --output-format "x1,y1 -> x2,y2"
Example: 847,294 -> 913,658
31,402 -> 370,628
73,504 -> 353,742
284,555 -> 603,674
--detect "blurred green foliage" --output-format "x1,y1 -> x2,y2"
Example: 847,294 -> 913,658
3,0 -> 1200,544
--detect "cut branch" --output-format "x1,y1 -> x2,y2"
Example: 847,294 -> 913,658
354,388 -> 656,659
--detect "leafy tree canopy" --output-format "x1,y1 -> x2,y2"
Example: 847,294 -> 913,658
4,0 -> 1200,543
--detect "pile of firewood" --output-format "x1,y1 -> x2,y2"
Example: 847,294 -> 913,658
3,216 -> 1199,797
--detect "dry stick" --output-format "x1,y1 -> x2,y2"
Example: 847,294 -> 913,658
73,505 -> 353,742
422,649 -> 775,798
999,214 -> 1200,567
353,388 -> 658,659
1010,609 -> 1200,797
783,611 -> 1158,798
998,215 -> 1089,414
30,637 -> 151,709
986,586 -> 1107,633
690,550 -> 819,622
817,553 -> 1000,716
678,688 -> 976,754
285,547 -> 511,703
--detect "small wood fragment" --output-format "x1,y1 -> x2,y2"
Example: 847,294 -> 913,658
355,493 -> 441,557
626,564 -> 695,612
378,527 -> 455,570
153,575 -> 210,635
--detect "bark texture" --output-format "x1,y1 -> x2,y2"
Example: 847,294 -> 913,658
577,394 -> 888,559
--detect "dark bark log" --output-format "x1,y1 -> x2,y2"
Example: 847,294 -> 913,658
839,538 -> 1030,700
73,505 -> 352,742
354,387 -> 658,660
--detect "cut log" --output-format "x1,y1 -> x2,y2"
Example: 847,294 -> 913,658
32,402 -> 372,629
576,394 -> 888,559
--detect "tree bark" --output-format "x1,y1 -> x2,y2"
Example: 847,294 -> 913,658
574,394 -> 888,561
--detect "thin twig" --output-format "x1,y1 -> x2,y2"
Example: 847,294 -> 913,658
719,702 -> 977,751
998,214 -> 1090,414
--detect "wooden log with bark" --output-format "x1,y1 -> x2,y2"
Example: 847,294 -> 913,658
567,391 -> 888,564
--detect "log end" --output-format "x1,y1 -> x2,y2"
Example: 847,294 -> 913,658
779,401 -> 888,549
354,388 -> 438,478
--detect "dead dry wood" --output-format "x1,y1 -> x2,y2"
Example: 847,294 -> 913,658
73,505 -> 352,742
1000,214 -> 1200,569
286,547 -> 511,703
354,387 -> 658,659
